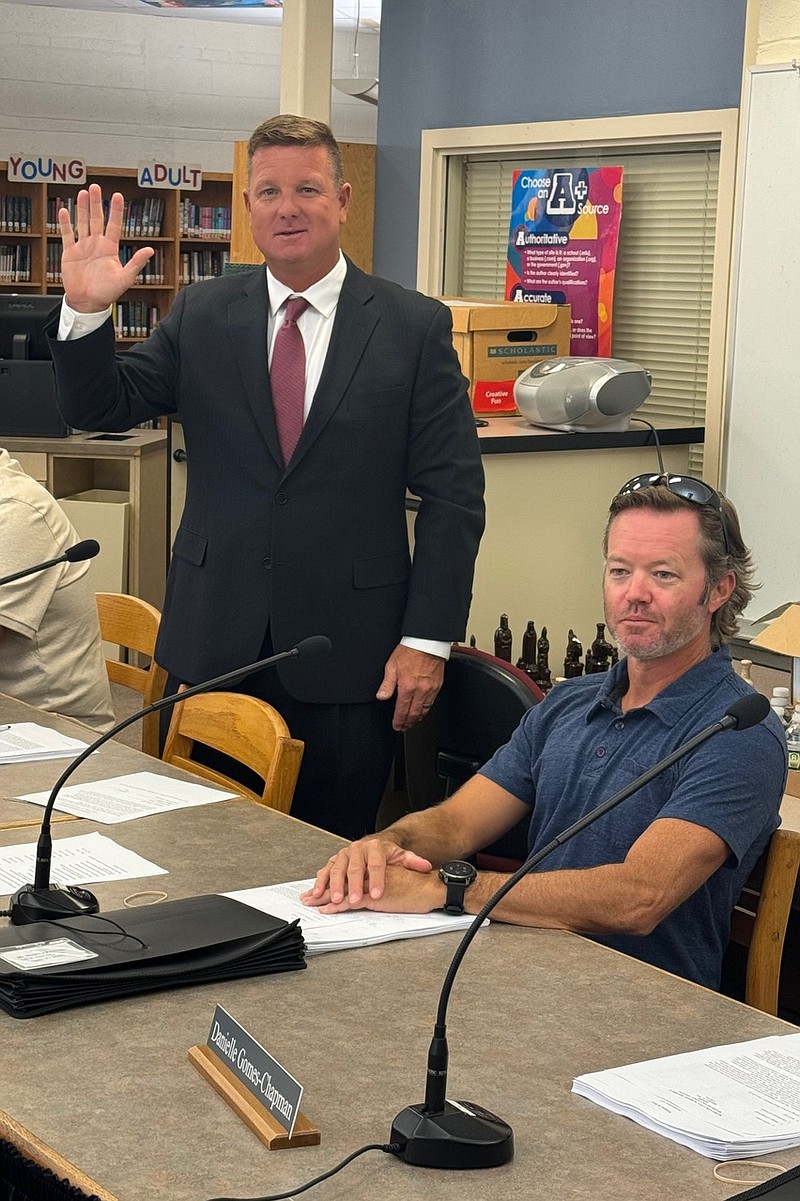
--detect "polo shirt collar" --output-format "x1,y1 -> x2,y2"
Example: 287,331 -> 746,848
589,646 -> 733,727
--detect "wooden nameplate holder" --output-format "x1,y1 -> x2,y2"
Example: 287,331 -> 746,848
188,1044 -> 321,1149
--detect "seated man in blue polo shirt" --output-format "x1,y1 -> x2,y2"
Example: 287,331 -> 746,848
303,476 -> 787,989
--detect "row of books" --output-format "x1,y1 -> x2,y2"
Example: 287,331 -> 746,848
46,241 -> 62,283
0,243 -> 32,282
120,244 -> 167,284
2,195 -> 233,241
0,195 -> 33,234
179,201 -> 231,239
112,301 -> 160,340
46,196 -> 77,233
122,196 -> 165,237
179,248 -> 230,284
48,244 -> 169,285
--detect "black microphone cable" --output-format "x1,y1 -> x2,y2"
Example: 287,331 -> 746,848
204,1141 -> 403,1201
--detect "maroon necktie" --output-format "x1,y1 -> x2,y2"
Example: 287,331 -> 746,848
270,296 -> 309,465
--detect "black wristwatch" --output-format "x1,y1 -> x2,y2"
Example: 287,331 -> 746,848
438,860 -> 477,915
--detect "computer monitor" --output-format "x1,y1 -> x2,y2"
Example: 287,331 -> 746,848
0,294 -> 61,361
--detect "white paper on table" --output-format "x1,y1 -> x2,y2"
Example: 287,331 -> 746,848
0,831 -> 167,894
572,1032 -> 800,1159
0,723 -> 88,764
224,878 -> 487,953
16,770 -> 236,823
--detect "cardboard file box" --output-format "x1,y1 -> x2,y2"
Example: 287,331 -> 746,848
59,489 -> 130,598
440,298 -> 571,415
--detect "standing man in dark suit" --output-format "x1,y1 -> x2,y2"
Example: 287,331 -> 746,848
50,115 -> 485,840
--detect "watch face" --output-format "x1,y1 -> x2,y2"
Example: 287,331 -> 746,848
442,860 -> 476,882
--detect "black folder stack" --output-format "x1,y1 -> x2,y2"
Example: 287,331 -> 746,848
0,895 -> 305,1018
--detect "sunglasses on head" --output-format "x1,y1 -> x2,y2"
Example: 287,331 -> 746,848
615,473 -> 733,557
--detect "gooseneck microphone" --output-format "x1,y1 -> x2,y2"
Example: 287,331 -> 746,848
391,691 -> 771,1169
0,539 -> 100,587
8,634 -> 332,926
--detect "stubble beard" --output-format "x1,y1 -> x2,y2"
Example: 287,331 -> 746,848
604,602 -> 710,662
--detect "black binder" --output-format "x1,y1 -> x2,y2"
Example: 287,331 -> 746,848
0,894 -> 305,1018
727,1165 -> 800,1200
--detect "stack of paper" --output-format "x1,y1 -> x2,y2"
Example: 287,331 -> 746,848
224,879 -> 486,954
0,723 -> 88,764
573,1033 -> 800,1159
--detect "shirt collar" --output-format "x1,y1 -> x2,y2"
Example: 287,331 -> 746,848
588,646 -> 733,726
266,252 -> 347,319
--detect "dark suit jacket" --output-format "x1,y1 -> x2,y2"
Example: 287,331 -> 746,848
51,259 -> 485,703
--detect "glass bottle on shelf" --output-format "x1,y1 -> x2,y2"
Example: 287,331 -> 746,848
786,704 -> 800,777
494,614 -> 512,663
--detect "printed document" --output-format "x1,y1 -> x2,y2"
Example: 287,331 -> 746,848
573,1033 -> 800,1158
0,831 -> 167,893
0,723 -> 88,764
17,771 -> 236,823
224,878 -> 487,954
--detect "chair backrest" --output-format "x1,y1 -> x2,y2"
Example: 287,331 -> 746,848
403,645 -> 545,866
162,690 -> 304,814
727,823 -> 800,1016
95,591 -> 168,757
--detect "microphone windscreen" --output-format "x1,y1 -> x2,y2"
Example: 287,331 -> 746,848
64,539 -> 101,563
295,635 -> 332,660
726,692 -> 771,730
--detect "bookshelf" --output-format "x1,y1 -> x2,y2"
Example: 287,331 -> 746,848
0,163 -> 232,344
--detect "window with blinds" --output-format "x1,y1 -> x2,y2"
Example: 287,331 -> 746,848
452,147 -> 719,441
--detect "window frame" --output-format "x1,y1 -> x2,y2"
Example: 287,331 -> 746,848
417,109 -> 738,483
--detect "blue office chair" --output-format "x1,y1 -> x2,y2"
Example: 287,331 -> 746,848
402,644 -> 545,868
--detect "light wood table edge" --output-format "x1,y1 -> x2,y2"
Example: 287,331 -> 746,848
0,1110 -> 118,1201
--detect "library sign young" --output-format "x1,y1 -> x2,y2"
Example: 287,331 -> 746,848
7,156 -> 86,184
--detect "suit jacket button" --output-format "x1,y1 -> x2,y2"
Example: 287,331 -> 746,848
262,557 -> 271,569
275,492 -> 288,505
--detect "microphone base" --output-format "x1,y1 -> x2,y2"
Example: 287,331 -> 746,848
390,1100 -> 513,1169
9,884 -> 100,925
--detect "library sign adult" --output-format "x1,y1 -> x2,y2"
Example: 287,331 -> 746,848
8,156 -> 86,184
138,162 -> 203,191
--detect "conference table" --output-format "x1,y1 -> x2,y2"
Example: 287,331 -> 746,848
0,695 -> 799,1201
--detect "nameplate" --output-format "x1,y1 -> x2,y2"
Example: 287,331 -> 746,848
138,161 -> 202,191
206,1004 -> 303,1137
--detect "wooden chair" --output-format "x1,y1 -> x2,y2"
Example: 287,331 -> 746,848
95,591 -> 168,758
727,823 -> 800,1016
162,690 -> 303,814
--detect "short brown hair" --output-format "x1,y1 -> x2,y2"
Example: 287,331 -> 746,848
604,484 -> 757,646
247,114 -> 345,189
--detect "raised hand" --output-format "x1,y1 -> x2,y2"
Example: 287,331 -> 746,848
58,183 -> 155,313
